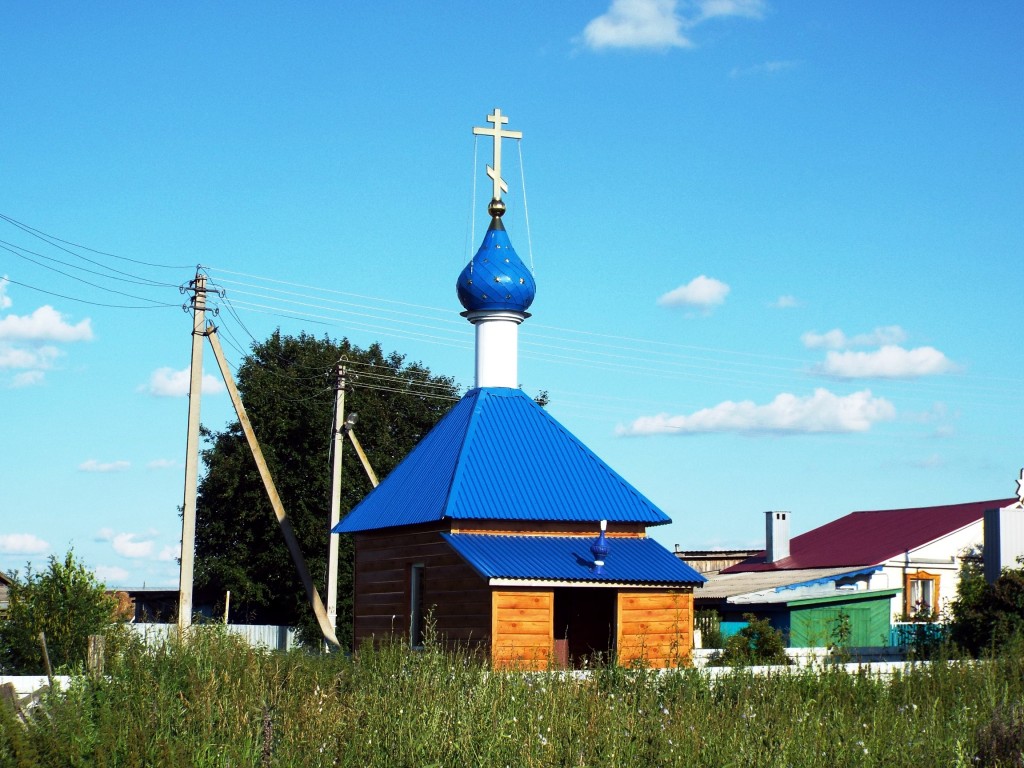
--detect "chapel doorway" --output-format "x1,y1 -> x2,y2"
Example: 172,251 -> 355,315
553,588 -> 616,668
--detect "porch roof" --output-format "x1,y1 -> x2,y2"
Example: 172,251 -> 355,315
441,533 -> 706,586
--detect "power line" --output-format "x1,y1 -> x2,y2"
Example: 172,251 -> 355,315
0,212 -> 193,270
0,276 -> 179,310
0,239 -> 176,289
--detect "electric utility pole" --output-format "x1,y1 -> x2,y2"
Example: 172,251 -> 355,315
326,362 -> 346,639
178,271 -> 207,634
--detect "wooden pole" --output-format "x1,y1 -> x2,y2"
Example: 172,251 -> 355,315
326,363 -> 346,641
37,631 -> 53,685
347,430 -> 379,488
87,635 -> 105,678
224,590 -> 231,625
179,271 -> 207,634
206,325 -> 340,648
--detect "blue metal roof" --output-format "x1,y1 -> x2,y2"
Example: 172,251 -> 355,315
335,387 -> 673,533
457,217 -> 536,314
441,533 -> 707,585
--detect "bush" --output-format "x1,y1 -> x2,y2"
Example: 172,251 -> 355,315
0,550 -> 116,674
950,557 -> 1024,656
713,614 -> 788,667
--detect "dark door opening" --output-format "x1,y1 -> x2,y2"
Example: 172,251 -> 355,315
554,588 -> 616,668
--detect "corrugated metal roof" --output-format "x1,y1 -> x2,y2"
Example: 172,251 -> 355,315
441,533 -> 707,585
336,387 -> 672,532
722,498 -> 1014,573
696,567 -> 880,600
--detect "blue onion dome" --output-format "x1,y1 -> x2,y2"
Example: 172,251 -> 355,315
457,201 -> 536,313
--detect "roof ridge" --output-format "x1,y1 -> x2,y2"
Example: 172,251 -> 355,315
442,388 -> 487,520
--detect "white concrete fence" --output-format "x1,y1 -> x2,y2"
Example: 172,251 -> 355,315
129,622 -> 298,651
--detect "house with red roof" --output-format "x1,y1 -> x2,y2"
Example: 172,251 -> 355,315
694,499 -> 1013,647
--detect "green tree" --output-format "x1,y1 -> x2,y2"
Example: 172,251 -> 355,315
194,330 -> 459,648
0,551 -> 116,674
950,554 -> 1024,656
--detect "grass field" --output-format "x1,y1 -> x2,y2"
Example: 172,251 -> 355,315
3,627 -> 1023,767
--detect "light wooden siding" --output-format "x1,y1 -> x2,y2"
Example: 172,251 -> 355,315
491,589 -> 554,670
353,526 -> 490,648
616,590 -> 693,668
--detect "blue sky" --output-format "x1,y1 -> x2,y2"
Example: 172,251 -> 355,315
1,0 -> 1022,589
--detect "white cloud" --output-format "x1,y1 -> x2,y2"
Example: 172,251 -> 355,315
731,59 -> 799,78
771,295 -> 799,309
95,528 -> 114,542
0,343 -> 60,370
11,370 -> 45,387
909,454 -> 946,469
0,305 -> 93,342
580,0 -> 764,51
802,326 -> 907,350
0,533 -> 50,555
158,544 -> 181,562
0,289 -> 91,386
582,0 -> 691,50
112,533 -> 154,559
818,345 -> 957,379
79,459 -> 131,473
147,458 -> 179,470
94,565 -> 129,584
658,275 -> 730,310
617,388 -> 895,435
697,0 -> 765,21
145,366 -> 224,397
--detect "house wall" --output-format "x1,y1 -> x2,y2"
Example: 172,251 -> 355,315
491,588 -> 554,670
616,590 -> 694,668
353,525 -> 491,649
880,520 -> 982,619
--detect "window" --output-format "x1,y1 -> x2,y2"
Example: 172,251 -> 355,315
905,571 -> 940,619
409,564 -> 425,648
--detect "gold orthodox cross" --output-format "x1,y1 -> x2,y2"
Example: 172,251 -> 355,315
473,108 -> 522,203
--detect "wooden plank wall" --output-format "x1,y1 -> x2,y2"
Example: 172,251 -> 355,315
353,525 -> 491,649
616,590 -> 693,668
491,589 -> 554,670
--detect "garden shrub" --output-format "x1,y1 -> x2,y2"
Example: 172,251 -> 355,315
713,614 -> 788,667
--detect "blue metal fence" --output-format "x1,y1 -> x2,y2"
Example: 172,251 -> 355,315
889,621 -> 948,648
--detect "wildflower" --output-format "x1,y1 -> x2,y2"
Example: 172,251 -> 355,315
539,734 -> 548,746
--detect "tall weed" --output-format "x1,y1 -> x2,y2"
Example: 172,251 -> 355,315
3,627 -> 1024,767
